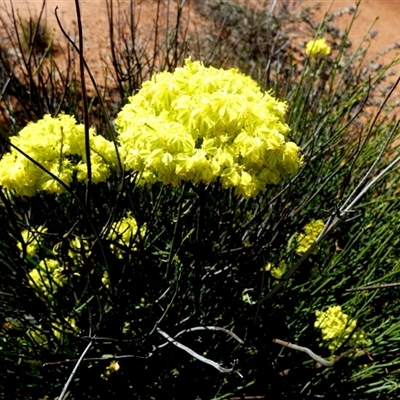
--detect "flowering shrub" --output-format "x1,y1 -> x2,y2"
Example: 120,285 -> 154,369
2,2 -> 400,396
315,305 -> 371,352
306,38 -> 331,57
116,59 -> 302,198
0,114 -> 118,196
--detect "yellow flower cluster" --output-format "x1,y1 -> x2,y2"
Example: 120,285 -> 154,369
28,258 -> 66,297
28,316 -> 78,346
305,38 -> 331,57
53,236 -> 91,263
101,360 -> 121,380
0,114 -> 118,196
315,305 -> 371,351
17,225 -> 47,257
51,317 -> 79,341
265,261 -> 286,279
108,212 -> 146,258
296,219 -> 325,254
116,59 -> 301,198
102,270 -> 110,288
17,226 -> 65,297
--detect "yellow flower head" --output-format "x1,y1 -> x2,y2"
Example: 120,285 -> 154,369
28,258 -> 67,297
265,261 -> 286,279
116,59 -> 302,198
296,219 -> 325,254
28,316 -> 78,346
108,212 -> 146,258
101,360 -> 121,380
17,225 -> 47,257
0,114 -> 118,196
51,317 -> 79,341
315,305 -> 371,352
102,270 -> 110,288
68,236 -> 92,262
306,38 -> 331,57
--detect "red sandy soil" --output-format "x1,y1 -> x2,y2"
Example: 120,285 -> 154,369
3,0 -> 400,93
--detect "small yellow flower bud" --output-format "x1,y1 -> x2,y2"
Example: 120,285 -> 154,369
306,38 -> 331,57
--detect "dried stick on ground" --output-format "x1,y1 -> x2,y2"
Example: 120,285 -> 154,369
273,338 -> 355,368
157,327 -> 242,375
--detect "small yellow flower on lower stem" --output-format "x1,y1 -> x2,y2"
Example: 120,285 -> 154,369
28,258 -> 67,297
108,212 -> 146,258
51,317 -> 78,341
67,236 -> 92,261
17,225 -> 47,257
306,38 -> 331,57
101,360 -> 120,380
102,271 -> 110,288
264,261 -> 286,279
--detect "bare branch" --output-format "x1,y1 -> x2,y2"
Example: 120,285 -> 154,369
46,326 -> 243,367
44,352 -> 152,367
273,338 -> 355,368
59,339 -> 93,400
158,326 -> 244,349
157,327 -> 239,374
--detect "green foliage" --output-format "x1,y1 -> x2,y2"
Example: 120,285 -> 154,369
1,0 -> 400,398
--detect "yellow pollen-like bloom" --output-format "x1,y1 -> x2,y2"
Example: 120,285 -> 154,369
116,59 -> 302,198
28,316 -> 79,346
51,317 -> 79,341
0,114 -> 118,196
265,261 -> 286,279
28,258 -> 67,297
68,237 -> 92,263
108,212 -> 146,258
306,38 -> 331,57
296,219 -> 325,254
101,360 -> 121,380
101,271 -> 110,288
315,305 -> 371,352
17,225 -> 47,257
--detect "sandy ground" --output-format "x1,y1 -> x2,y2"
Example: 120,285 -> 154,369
2,0 -> 400,91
